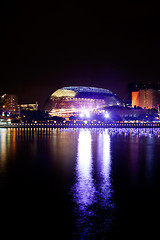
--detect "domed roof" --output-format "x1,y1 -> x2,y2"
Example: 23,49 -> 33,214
50,86 -> 115,99
61,86 -> 113,94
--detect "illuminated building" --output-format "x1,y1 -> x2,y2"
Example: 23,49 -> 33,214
20,102 -> 38,111
132,89 -> 160,110
0,94 -> 18,115
45,86 -> 122,116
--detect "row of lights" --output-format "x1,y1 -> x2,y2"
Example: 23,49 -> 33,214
10,122 -> 160,127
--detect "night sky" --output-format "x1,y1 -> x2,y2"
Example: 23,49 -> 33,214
1,3 -> 160,109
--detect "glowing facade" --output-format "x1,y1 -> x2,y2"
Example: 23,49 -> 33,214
132,89 -> 160,109
45,86 -> 122,116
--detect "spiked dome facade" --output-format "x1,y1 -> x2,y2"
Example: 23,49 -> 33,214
45,86 -> 122,117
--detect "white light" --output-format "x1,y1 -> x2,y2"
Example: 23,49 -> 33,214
86,112 -> 90,118
80,113 -> 84,118
105,111 -> 109,118
80,109 -> 90,118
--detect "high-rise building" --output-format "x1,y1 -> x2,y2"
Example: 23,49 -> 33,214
129,81 -> 160,103
132,89 -> 160,110
1,94 -> 18,115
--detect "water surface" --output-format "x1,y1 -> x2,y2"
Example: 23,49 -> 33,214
0,128 -> 160,239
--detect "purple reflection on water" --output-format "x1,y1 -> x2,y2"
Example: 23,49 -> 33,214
74,129 -> 95,212
72,129 -> 114,238
97,130 -> 114,208
146,136 -> 155,182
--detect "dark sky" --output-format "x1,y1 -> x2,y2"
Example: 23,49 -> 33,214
1,2 -> 160,109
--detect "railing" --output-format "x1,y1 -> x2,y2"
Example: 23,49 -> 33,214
1,122 -> 160,128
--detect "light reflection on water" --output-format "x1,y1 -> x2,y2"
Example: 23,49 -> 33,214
97,130 -> 113,207
72,129 -> 114,238
146,136 -> 155,182
0,129 -> 7,170
74,130 -> 95,211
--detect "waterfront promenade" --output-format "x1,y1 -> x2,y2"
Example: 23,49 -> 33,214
1,122 -> 160,128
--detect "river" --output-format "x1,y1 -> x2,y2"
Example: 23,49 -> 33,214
0,128 -> 160,239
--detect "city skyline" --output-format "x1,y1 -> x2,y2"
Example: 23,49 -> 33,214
2,80 -> 160,111
1,3 -> 160,109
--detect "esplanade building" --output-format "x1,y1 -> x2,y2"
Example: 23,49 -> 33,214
45,86 -> 122,117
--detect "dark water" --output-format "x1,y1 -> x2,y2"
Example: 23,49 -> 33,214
0,128 -> 160,239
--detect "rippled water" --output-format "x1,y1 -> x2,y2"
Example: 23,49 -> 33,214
0,127 -> 160,239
